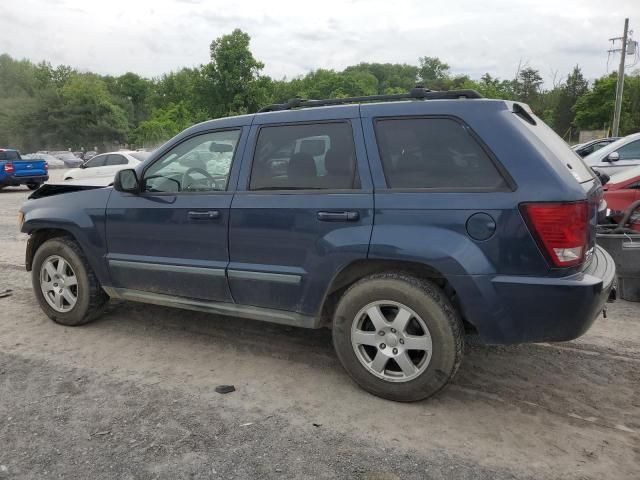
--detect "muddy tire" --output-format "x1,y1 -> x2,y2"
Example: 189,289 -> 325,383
332,272 -> 464,402
31,237 -> 108,326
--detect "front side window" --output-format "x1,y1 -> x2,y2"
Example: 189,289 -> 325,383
375,117 -> 508,190
84,155 -> 106,168
143,130 -> 241,193
616,140 -> 640,161
250,122 -> 358,190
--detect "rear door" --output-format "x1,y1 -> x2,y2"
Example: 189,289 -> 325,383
99,153 -> 129,179
228,108 -> 374,315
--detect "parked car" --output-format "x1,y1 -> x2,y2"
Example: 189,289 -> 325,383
601,165 -> 640,231
0,148 -> 48,190
52,151 -> 83,168
22,153 -> 66,169
584,132 -> 640,175
19,88 -> 615,402
83,150 -> 98,160
63,151 -> 151,183
572,137 -> 619,157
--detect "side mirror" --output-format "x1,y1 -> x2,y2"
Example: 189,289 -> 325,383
607,152 -> 620,162
113,169 -> 140,194
79,163 -> 86,169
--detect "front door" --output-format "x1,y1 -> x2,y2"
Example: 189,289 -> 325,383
105,128 -> 245,302
228,114 -> 374,315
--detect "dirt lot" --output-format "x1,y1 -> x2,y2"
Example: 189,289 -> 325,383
0,171 -> 638,479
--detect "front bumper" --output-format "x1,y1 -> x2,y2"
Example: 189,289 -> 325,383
453,246 -> 616,344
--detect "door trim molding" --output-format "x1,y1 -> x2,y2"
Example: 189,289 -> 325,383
108,259 -> 226,277
227,269 -> 302,285
103,287 -> 320,328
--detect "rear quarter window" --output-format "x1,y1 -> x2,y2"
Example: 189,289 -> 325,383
374,117 -> 508,190
516,109 -> 594,183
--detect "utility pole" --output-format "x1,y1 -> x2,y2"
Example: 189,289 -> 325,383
611,18 -> 629,137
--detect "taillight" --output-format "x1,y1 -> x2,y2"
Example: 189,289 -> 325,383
520,201 -> 589,267
4,163 -> 14,174
44,162 -> 49,171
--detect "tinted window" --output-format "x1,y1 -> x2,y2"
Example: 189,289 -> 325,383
84,155 -> 107,168
616,140 -> 640,160
106,154 -> 128,166
375,118 -> 507,189
143,130 -> 240,193
0,150 -> 20,161
250,122 -> 357,190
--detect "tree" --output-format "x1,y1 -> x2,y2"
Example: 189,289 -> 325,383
418,57 -> 450,89
552,65 -> 589,139
200,29 -> 266,117
514,67 -> 543,109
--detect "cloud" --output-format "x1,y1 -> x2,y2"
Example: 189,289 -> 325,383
0,0 -> 636,85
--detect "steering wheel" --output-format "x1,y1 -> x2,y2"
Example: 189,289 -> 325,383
181,167 -> 215,191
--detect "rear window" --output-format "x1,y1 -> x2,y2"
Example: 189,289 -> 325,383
516,109 -> 594,183
0,150 -> 20,161
374,118 -> 508,190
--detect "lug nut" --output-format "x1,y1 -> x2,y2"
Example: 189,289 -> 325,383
393,348 -> 398,354
379,331 -> 385,336
390,328 -> 396,333
380,343 -> 386,349
399,339 -> 405,344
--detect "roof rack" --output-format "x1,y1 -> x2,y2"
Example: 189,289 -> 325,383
258,86 -> 482,113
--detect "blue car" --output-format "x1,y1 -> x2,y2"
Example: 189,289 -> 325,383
19,88 -> 616,401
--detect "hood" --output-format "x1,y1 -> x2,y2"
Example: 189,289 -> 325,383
28,179 -> 110,199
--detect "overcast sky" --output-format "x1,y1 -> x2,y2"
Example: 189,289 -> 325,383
0,0 -> 636,85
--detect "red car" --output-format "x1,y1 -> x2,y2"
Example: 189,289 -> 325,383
603,166 -> 640,231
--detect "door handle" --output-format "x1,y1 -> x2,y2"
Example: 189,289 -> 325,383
188,210 -> 220,220
317,211 -> 360,222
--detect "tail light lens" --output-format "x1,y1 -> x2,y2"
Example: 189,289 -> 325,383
520,201 -> 589,267
44,162 -> 49,171
4,163 -> 14,173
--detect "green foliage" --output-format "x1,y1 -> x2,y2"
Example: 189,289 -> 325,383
1,29 -> 639,151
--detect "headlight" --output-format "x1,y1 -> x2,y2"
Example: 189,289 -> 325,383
17,211 -> 24,230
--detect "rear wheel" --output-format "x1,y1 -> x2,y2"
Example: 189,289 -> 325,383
332,272 -> 464,402
32,237 -> 108,326
26,183 -> 41,190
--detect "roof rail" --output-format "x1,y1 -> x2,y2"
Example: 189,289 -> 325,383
258,86 -> 482,113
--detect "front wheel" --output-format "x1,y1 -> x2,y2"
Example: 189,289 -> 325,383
26,183 -> 41,190
332,273 -> 464,402
31,237 -> 108,326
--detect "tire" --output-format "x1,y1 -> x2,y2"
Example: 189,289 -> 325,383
31,237 -> 109,326
332,272 -> 464,402
26,183 -> 41,190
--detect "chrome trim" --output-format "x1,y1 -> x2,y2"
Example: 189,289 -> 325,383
108,259 -> 225,277
102,287 -> 320,328
227,269 -> 302,285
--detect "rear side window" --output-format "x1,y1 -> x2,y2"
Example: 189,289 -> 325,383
374,118 -> 507,190
0,150 -> 20,161
250,122 -> 358,190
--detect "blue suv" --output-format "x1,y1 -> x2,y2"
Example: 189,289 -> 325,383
19,88 -> 616,401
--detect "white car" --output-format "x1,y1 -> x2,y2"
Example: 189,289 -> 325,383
64,151 -> 150,182
583,132 -> 640,175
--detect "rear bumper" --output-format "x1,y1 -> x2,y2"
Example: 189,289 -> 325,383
453,246 -> 616,344
0,175 -> 48,186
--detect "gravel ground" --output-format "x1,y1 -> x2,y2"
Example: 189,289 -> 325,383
0,173 -> 638,479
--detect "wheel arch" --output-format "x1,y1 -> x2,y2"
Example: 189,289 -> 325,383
26,228 -> 77,271
320,259 -> 473,331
